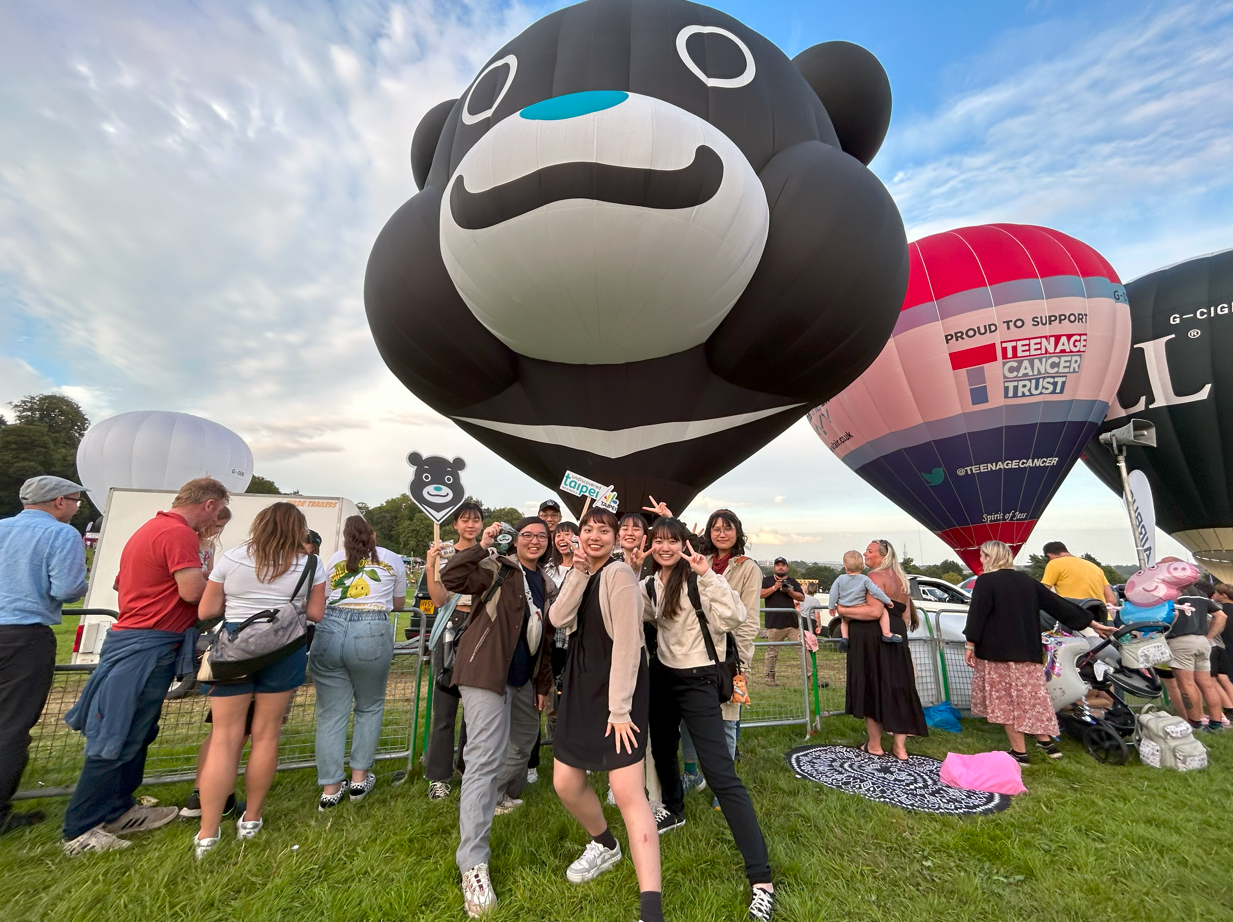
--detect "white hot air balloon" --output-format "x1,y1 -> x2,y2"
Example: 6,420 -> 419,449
76,411 -> 254,510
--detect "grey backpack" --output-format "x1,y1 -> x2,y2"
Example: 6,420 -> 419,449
198,555 -> 316,683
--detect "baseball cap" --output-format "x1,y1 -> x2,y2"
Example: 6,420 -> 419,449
773,556 -> 788,565
20,475 -> 87,505
538,499 -> 561,512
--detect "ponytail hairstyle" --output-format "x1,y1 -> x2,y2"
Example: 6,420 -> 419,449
343,514 -> 378,573
648,516 -> 691,620
697,508 -> 746,558
248,502 -> 308,583
872,538 -> 917,630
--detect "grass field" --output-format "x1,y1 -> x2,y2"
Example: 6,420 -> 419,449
3,711 -> 1231,922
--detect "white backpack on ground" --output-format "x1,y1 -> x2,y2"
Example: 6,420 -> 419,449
1135,706 -> 1208,771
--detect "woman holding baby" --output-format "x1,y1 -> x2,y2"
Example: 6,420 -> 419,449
834,539 -> 928,760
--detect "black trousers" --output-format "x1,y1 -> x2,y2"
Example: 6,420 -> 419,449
424,643 -> 464,782
0,624 -> 57,816
649,661 -> 772,885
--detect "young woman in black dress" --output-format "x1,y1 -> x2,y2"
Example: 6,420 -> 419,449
550,508 -> 662,922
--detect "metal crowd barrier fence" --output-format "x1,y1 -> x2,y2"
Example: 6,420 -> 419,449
15,626 -> 430,802
19,609 -> 975,798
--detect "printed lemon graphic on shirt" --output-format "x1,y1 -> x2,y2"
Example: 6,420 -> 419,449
328,560 -> 385,604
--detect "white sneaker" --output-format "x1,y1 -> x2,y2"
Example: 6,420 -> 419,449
194,828 -> 221,861
526,768 -> 538,784
461,863 -> 497,917
62,825 -> 132,857
428,781 -> 451,801
236,815 -> 263,839
493,796 -> 523,816
566,840 -> 623,883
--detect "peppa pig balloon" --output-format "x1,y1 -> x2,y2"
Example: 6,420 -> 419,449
1123,556 -> 1200,606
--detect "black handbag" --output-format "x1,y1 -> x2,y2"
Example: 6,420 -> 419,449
645,572 -> 737,703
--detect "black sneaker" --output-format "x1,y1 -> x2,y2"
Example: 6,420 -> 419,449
1007,749 -> 1030,766
836,639 -> 850,653
1035,740 -> 1063,759
748,886 -> 775,920
0,809 -> 45,837
651,802 -> 685,835
179,791 -> 237,818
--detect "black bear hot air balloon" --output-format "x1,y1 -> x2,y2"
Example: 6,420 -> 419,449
1083,248 -> 1233,580
364,0 -> 908,515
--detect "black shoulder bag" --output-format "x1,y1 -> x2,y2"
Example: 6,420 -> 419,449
646,573 -> 738,703
437,560 -> 515,697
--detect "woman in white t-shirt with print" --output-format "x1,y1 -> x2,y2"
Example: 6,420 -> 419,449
193,502 -> 326,859
311,515 -> 407,810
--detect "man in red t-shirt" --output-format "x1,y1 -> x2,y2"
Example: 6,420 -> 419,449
62,478 -> 229,856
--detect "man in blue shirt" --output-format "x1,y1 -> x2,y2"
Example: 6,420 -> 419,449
0,475 -> 88,836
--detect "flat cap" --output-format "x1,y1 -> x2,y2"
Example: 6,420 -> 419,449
20,475 -> 86,505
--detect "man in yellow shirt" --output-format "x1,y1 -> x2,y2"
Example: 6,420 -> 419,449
1041,542 -> 1118,618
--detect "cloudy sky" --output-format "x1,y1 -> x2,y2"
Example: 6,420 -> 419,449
3,0 -> 1232,566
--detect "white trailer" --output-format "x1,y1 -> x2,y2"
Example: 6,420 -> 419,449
73,488 -> 360,663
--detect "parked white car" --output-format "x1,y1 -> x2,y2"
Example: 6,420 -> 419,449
817,574 -> 974,708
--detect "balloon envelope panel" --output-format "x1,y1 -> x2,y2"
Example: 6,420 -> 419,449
811,224 -> 1130,571
76,411 -> 254,509
1081,248 -> 1233,576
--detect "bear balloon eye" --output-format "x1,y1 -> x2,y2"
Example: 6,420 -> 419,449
461,54 -> 518,125
676,25 -> 755,88
445,476 -> 453,483
423,473 -> 431,481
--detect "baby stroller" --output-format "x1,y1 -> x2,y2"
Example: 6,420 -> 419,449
1042,602 -> 1169,765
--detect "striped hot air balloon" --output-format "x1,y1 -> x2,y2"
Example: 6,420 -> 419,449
809,224 -> 1131,572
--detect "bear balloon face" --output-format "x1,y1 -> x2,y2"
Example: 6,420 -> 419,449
441,90 -> 769,364
367,0 -> 908,514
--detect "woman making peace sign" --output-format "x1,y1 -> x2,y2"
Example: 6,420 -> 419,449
639,517 -> 775,921
550,508 -> 661,922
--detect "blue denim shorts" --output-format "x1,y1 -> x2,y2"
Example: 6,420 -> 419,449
205,644 -> 307,697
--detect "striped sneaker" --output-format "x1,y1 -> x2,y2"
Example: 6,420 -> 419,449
103,805 -> 179,835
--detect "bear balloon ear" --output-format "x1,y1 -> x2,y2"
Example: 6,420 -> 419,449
410,99 -> 458,191
407,451 -> 424,467
451,457 -> 466,472
792,42 -> 891,166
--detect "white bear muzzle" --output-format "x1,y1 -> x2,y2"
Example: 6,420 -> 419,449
439,90 -> 769,365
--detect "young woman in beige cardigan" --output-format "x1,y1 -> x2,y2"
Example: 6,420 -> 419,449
550,508 -> 662,922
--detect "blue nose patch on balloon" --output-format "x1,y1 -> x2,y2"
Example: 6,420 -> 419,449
520,91 -> 628,121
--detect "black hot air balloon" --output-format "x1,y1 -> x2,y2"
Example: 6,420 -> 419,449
1083,248 -> 1233,579
365,0 -> 908,514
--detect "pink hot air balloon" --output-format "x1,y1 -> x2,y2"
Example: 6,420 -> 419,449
809,224 -> 1131,572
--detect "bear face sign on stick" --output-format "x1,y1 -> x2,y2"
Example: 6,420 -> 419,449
366,0 -> 908,516
407,452 -> 468,524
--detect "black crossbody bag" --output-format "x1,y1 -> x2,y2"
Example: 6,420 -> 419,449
645,572 -> 738,703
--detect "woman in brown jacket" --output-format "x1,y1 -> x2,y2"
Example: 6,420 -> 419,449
551,508 -> 662,922
440,517 -> 556,917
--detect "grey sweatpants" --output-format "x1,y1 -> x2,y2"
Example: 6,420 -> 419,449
455,682 -> 540,872
496,681 -> 539,801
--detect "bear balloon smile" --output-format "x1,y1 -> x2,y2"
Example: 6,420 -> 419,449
365,0 -> 909,514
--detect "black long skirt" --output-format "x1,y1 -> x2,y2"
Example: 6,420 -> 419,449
845,613 -> 928,737
553,570 -> 649,771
